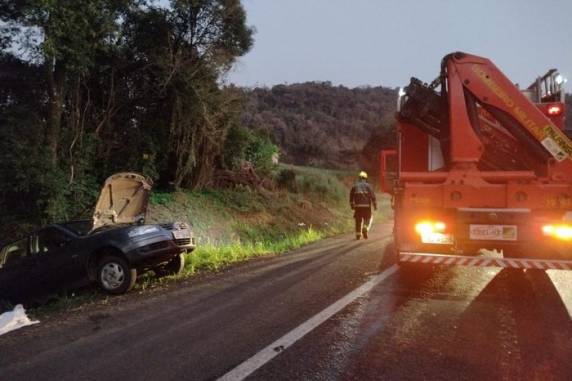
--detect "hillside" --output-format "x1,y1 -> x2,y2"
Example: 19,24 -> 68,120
243,85 -> 572,173
242,82 -> 397,170
147,165 -> 355,247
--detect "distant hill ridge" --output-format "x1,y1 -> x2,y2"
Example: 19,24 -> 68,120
242,82 -> 397,170
242,83 -> 572,171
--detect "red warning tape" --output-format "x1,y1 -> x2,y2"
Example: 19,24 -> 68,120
399,252 -> 572,270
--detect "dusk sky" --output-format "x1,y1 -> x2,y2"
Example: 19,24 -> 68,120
224,0 -> 572,89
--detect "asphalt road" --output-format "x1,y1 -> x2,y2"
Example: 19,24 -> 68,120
1,222 -> 572,380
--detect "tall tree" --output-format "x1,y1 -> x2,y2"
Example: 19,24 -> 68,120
118,0 -> 253,188
2,0 -> 130,166
0,0 -> 254,230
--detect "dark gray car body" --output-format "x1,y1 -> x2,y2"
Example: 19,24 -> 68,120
0,220 -> 194,304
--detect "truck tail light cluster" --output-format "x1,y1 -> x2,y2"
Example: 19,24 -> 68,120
542,224 -> 572,241
415,220 -> 447,235
415,220 -> 453,245
547,104 -> 563,116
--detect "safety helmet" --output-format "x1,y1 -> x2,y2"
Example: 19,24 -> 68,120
359,171 -> 368,179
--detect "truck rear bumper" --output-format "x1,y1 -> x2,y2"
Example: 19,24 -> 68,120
395,206 -> 572,259
399,251 -> 572,270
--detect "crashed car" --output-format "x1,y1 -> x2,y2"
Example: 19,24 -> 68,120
0,173 -> 195,305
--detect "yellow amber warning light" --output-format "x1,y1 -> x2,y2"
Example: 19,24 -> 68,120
415,220 -> 452,244
542,224 -> 572,241
415,220 -> 446,235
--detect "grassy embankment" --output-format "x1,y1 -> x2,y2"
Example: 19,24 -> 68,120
147,165 -> 355,275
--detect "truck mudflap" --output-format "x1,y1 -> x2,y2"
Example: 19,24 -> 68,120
399,252 -> 572,270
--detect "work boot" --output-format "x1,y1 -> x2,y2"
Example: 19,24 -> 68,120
362,228 -> 368,239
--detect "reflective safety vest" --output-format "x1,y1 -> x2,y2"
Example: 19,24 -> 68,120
350,181 -> 377,209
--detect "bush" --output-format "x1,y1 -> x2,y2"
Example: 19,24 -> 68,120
150,192 -> 175,206
276,168 -> 297,192
296,173 -> 346,203
222,125 -> 252,170
245,133 -> 278,174
222,126 -> 278,174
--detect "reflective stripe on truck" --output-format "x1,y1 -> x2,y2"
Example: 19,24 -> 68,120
399,252 -> 572,270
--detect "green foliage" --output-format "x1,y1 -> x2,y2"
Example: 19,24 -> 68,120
222,126 -> 279,173
295,173 -> 346,202
195,186 -> 264,213
150,192 -> 175,206
245,132 -> 279,174
243,82 -> 398,169
274,165 -> 347,203
275,168 -> 297,192
222,125 -> 252,169
0,0 -> 255,235
26,0 -> 127,74
185,227 -> 323,273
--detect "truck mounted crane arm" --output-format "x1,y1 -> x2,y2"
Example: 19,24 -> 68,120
398,52 -> 572,181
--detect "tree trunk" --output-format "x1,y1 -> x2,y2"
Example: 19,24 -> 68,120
46,59 -> 66,167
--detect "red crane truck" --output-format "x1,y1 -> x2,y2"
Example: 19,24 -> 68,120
380,52 -> 572,270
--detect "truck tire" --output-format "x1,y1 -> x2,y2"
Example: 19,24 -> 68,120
97,255 -> 137,295
154,254 -> 185,277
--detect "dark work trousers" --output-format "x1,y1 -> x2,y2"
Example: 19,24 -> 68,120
354,207 -> 372,236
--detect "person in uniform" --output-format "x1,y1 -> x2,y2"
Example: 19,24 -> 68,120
349,171 -> 377,240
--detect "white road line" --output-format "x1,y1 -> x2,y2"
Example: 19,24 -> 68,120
217,264 -> 399,381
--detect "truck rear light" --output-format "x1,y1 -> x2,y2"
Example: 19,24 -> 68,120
415,220 -> 446,235
415,220 -> 452,244
542,224 -> 572,241
547,105 -> 563,116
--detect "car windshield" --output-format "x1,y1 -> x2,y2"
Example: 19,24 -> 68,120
59,221 -> 93,236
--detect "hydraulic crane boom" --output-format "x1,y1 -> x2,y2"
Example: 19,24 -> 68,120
398,52 -> 572,179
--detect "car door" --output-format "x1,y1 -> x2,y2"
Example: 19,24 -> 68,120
0,238 -> 36,303
29,227 -> 84,295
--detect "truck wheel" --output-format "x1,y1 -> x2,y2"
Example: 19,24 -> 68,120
154,254 -> 185,277
97,255 -> 137,295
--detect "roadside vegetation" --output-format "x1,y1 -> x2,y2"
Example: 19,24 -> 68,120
0,0 -> 256,239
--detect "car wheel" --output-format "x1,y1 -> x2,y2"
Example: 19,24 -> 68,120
97,255 -> 137,295
154,254 -> 185,277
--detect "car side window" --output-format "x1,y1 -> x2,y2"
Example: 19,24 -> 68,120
0,239 -> 29,269
31,228 -> 70,255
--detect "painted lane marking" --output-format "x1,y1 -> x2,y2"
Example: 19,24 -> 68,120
218,264 -> 399,381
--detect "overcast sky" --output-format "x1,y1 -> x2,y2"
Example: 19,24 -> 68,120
225,0 -> 572,89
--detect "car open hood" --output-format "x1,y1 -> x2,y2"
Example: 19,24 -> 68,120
93,173 -> 153,229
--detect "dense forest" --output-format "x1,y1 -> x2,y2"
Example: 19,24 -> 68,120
242,82 -> 397,170
0,0 -> 274,233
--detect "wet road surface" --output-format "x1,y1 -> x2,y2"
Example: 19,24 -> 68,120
1,222 -> 571,380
